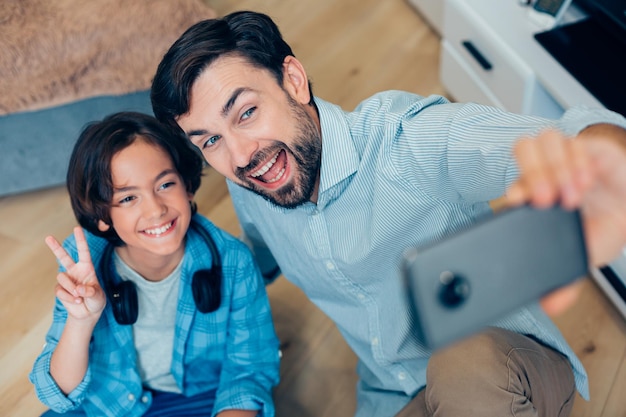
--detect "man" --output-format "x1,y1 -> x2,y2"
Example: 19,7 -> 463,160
151,11 -> 626,417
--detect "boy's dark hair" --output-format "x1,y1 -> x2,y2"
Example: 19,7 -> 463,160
151,10 -> 313,127
67,111 -> 203,244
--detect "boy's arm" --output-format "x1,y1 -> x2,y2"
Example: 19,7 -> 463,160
44,227 -> 106,393
49,313 -> 99,393
30,298 -> 94,412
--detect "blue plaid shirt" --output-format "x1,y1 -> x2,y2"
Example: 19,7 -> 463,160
30,214 -> 280,417
229,92 -> 626,417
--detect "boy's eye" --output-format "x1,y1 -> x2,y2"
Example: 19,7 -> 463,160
159,181 -> 176,190
118,195 -> 136,205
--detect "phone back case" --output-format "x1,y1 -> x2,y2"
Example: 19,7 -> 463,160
403,205 -> 588,349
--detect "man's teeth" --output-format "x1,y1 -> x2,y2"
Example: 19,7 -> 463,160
144,222 -> 172,236
266,168 -> 286,183
251,153 -> 279,178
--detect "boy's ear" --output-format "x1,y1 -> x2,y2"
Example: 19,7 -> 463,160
97,220 -> 111,232
282,56 -> 311,105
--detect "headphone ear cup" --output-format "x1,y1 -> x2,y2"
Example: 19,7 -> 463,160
192,267 -> 221,313
111,280 -> 139,325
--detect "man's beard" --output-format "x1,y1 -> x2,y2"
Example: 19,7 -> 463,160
235,98 -> 322,209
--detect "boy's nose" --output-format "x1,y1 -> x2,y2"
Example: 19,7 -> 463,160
144,195 -> 167,218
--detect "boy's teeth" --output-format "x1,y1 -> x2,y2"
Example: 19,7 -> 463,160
145,222 -> 172,235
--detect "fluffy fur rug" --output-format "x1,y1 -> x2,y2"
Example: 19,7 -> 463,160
0,0 -> 216,115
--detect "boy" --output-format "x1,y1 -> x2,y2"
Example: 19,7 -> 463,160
30,112 -> 280,417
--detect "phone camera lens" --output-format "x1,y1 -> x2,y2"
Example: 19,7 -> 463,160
438,272 -> 470,308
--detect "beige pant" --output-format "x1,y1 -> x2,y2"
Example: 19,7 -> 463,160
396,327 -> 576,417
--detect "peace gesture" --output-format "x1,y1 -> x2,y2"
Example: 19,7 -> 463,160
45,226 -> 106,321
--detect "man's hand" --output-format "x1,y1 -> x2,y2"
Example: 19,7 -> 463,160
506,125 -> 626,315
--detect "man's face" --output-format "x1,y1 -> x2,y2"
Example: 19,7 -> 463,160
176,55 -> 322,209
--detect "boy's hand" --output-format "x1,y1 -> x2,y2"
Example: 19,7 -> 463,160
45,226 -> 106,321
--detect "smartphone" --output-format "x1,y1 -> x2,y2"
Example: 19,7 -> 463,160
528,0 -> 573,29
403,205 -> 588,349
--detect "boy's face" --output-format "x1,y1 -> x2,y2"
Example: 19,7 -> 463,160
99,139 -> 192,266
176,55 -> 322,208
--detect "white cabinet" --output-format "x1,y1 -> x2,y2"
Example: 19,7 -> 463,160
407,0 -> 445,34
441,0 -> 565,118
437,0 -> 604,119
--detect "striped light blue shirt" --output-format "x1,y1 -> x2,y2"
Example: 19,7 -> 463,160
228,91 -> 626,417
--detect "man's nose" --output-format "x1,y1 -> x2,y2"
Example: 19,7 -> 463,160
227,134 -> 259,169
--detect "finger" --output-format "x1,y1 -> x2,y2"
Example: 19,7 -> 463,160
570,139 -> 593,192
489,195 -> 510,213
56,272 -> 79,298
539,131 -> 577,208
504,181 -> 528,207
540,279 -> 585,317
45,235 -> 76,271
514,137 -> 556,208
73,227 -> 94,266
54,284 -> 82,305
76,284 -> 97,299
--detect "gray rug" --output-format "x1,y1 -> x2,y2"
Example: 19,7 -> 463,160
0,90 -> 152,197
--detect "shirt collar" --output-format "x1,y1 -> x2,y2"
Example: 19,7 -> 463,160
315,97 -> 360,209
254,97 -> 360,214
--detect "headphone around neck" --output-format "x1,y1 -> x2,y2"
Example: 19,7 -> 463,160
100,219 -> 222,325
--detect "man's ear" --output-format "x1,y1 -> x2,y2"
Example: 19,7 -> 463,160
282,56 -> 311,105
98,220 -> 111,232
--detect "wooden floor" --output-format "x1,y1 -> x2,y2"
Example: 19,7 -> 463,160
1,0 -> 625,415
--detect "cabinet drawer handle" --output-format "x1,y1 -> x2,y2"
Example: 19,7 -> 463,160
461,40 -> 493,71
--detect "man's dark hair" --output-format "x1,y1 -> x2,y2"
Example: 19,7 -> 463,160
67,111 -> 203,244
151,10 -> 312,126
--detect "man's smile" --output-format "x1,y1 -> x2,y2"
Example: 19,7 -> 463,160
249,149 -> 288,184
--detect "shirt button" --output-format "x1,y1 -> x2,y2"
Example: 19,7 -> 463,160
357,293 -> 365,300
398,372 -> 407,381
127,393 -> 135,401
312,209 -> 319,215
326,261 -> 335,270
371,337 -> 379,346
141,395 -> 149,404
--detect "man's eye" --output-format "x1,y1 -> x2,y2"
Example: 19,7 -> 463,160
203,135 -> 221,148
242,107 -> 256,120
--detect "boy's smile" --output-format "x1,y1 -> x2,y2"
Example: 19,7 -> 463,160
101,138 -> 192,279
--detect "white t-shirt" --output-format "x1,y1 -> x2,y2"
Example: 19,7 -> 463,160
114,252 -> 182,393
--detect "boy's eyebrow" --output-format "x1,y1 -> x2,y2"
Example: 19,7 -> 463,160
112,169 -> 178,192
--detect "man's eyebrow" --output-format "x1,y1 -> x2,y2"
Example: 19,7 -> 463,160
185,87 -> 251,138
186,129 -> 207,138
222,87 -> 250,117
